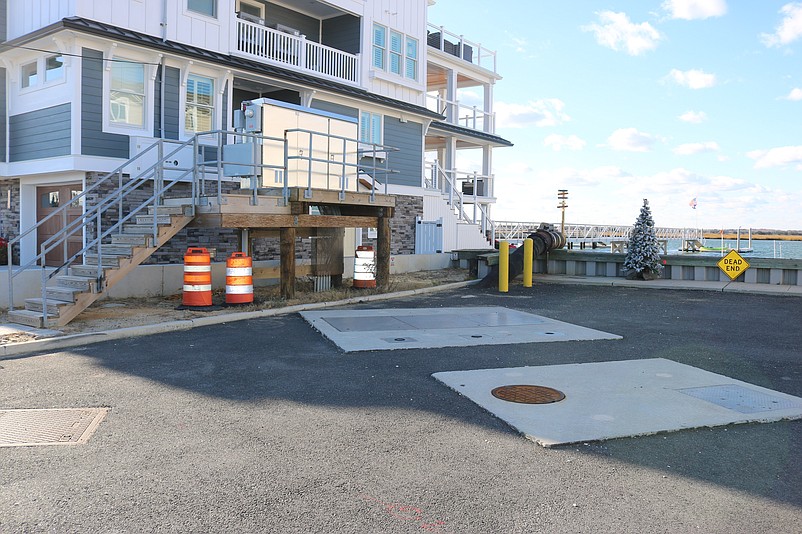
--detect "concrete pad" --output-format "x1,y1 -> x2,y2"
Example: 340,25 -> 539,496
300,306 -> 621,352
432,358 -> 802,447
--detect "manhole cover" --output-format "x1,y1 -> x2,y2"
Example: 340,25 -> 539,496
0,408 -> 109,447
491,385 -> 565,404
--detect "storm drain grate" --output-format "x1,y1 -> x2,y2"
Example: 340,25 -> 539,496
491,385 -> 566,405
677,384 -> 802,414
0,408 -> 109,447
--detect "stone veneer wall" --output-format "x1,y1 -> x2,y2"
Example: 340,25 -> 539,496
360,194 -> 421,255
0,179 -> 20,263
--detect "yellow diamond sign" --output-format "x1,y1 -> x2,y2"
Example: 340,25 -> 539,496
717,249 -> 750,281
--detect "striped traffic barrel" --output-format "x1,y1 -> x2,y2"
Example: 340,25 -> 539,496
225,252 -> 253,305
353,246 -> 376,288
182,247 -> 212,307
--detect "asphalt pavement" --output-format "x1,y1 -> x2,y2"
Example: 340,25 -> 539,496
0,281 -> 800,533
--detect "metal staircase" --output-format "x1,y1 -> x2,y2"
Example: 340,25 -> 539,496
5,136 -> 207,328
425,160 -> 495,245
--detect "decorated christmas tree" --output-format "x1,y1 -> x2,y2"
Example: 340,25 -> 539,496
624,199 -> 663,280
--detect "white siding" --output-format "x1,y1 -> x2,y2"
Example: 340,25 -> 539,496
7,0 -> 76,40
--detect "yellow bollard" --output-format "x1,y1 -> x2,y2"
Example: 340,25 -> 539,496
523,238 -> 533,287
499,240 -> 509,293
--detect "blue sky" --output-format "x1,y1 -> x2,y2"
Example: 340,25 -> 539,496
429,1 -> 802,231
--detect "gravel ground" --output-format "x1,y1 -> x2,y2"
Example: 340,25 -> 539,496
0,281 -> 800,533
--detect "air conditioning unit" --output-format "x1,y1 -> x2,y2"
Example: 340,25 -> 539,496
238,12 -> 265,25
275,23 -> 301,36
124,137 -> 197,182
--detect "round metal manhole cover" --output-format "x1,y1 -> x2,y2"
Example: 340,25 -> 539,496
491,385 -> 566,404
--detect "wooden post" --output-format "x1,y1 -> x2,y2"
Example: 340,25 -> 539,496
376,209 -> 391,288
280,226 -> 296,299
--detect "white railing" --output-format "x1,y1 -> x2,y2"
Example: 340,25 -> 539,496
425,160 -> 495,234
495,222 -> 703,242
427,23 -> 497,73
426,94 -> 495,133
235,19 -> 360,84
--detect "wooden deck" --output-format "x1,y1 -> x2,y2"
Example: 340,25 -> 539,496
175,188 -> 396,298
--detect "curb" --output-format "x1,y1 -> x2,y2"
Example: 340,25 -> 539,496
0,280 -> 479,359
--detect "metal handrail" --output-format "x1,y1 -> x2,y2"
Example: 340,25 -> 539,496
6,126 -> 400,323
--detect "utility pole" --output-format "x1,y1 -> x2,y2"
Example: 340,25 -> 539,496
557,189 -> 568,239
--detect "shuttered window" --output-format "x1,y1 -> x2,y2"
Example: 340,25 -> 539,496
185,75 -> 214,133
372,24 -> 386,70
360,112 -> 382,145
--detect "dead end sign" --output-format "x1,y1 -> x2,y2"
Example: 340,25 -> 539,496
717,249 -> 750,281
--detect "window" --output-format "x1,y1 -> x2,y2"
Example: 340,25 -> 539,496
372,24 -> 386,70
360,112 -> 382,144
405,37 -> 418,80
372,25 -> 418,81
110,61 -> 145,127
185,75 -> 214,133
188,0 -> 216,17
21,62 -> 37,88
389,31 -> 403,75
45,55 -> 64,83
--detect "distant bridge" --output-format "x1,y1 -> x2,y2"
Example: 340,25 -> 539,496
494,222 -> 702,242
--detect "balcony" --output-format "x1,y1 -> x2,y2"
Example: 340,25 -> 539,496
234,17 -> 360,85
426,23 -> 497,74
426,93 -> 495,134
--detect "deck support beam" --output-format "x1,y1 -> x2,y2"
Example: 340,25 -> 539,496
376,209 -> 391,289
280,227 -> 296,299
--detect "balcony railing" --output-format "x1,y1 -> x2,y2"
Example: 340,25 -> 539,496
427,23 -> 497,74
426,93 -> 495,134
235,19 -> 360,85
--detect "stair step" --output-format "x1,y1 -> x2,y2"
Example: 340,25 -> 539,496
7,309 -> 58,329
58,274 -> 99,292
96,244 -> 134,256
25,298 -> 72,315
111,233 -> 152,246
122,224 -> 164,235
146,205 -> 191,216
85,253 -> 129,268
46,286 -> 85,303
135,214 -> 173,225
69,265 -> 108,279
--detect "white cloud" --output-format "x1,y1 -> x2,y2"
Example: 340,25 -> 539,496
667,68 -> 717,89
747,145 -> 802,169
544,134 -> 586,151
607,128 -> 656,152
673,141 -> 721,155
582,11 -> 663,56
494,99 -> 570,128
761,2 -> 802,47
785,87 -> 802,100
662,0 -> 727,20
678,110 -> 708,123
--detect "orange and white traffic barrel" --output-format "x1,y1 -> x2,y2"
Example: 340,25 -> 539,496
353,245 -> 376,288
182,247 -> 212,307
225,252 -> 253,305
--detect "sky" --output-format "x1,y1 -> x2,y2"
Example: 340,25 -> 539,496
428,1 -> 802,231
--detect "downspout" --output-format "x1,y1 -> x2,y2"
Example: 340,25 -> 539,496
160,0 -> 167,138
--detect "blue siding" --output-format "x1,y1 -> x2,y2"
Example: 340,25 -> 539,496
9,103 -> 71,162
384,119 -> 423,187
0,68 -> 6,162
154,65 -> 180,139
81,48 -> 129,158
164,66 -> 180,139
322,15 -> 360,55
310,100 -> 359,120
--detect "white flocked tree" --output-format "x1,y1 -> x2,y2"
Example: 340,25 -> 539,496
624,199 -> 664,280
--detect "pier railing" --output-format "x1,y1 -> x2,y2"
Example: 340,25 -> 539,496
495,222 -> 702,242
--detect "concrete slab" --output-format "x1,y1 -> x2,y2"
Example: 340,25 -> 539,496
432,358 -> 802,447
300,306 -> 621,352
